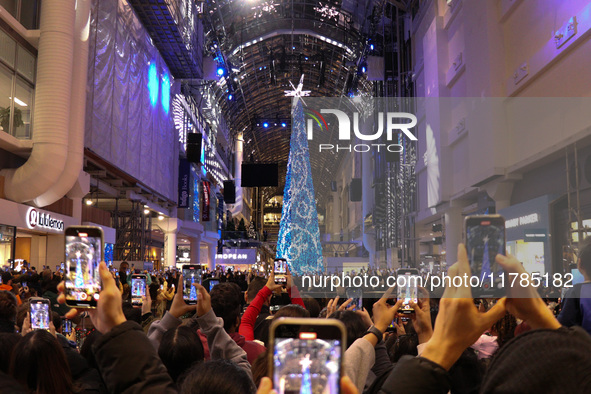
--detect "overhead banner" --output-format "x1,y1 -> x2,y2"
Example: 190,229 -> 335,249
178,158 -> 190,208
202,181 -> 211,222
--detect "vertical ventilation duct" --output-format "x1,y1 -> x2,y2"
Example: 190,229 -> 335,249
33,0 -> 90,207
0,0 -> 76,203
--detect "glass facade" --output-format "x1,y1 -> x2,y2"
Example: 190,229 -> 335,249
0,28 -> 35,139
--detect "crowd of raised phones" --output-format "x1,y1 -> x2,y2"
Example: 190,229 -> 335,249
1,241 -> 591,393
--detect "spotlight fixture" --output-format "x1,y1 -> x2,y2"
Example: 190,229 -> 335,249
158,214 -> 164,220
144,209 -> 150,215
85,199 -> 93,206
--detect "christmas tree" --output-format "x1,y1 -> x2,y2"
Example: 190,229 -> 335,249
276,99 -> 323,275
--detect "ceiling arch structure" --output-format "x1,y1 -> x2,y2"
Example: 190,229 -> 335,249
201,0 -> 392,202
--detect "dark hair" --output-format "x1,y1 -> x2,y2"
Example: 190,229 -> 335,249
246,277 -> 267,303
0,333 -> 21,373
1,272 -> 12,285
159,325 -> 205,383
180,359 -> 255,394
0,291 -> 17,324
250,350 -> 268,387
273,304 -> 310,320
149,283 -> 159,302
210,282 -> 242,332
51,311 -> 61,331
303,297 -> 321,318
9,330 -> 76,393
122,302 -> 141,323
492,313 -> 517,349
578,238 -> 591,275
388,334 -> 419,362
328,310 -> 366,348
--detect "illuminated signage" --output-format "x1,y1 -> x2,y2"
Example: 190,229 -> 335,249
505,213 -> 539,229
215,248 -> 256,265
26,208 -> 64,232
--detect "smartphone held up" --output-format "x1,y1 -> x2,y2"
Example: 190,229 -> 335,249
269,318 -> 345,394
464,215 -> 506,298
131,274 -> 147,308
64,226 -> 103,308
29,297 -> 51,331
274,258 -> 288,284
182,265 -> 202,305
396,268 -> 419,314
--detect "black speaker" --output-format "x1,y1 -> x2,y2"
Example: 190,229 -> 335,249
349,178 -> 362,201
186,133 -> 202,163
223,180 -> 236,204
241,163 -> 279,187
331,181 -> 337,192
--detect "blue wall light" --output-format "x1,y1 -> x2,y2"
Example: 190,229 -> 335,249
148,63 -> 159,107
161,72 -> 170,114
263,122 -> 269,128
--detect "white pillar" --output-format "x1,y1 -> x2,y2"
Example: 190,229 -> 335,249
190,235 -> 201,265
208,243 -> 216,271
160,218 -> 179,268
444,206 -> 463,266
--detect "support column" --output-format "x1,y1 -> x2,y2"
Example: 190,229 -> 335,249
444,206 -> 463,266
190,235 -> 201,266
161,218 -> 179,269
208,243 -> 216,271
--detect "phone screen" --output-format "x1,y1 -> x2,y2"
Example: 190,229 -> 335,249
63,319 -> 72,334
274,259 -> 287,284
345,288 -> 363,311
182,265 -> 202,304
272,320 -> 344,394
65,227 -> 103,308
30,298 -> 50,330
396,269 -> 419,314
131,276 -> 146,307
465,215 -> 505,297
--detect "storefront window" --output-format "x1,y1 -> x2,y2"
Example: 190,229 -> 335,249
0,225 -> 16,269
0,28 -> 36,139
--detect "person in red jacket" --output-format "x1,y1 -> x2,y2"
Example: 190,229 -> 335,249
239,271 -> 305,341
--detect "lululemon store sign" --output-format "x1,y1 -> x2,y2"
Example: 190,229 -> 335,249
26,208 -> 65,232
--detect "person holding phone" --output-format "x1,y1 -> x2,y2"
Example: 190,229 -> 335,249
373,244 -> 591,394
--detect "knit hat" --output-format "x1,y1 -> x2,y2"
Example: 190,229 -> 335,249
481,326 -> 591,393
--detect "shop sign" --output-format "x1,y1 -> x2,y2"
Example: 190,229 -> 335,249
215,248 -> 256,265
26,208 -> 64,232
178,158 -> 190,208
505,213 -> 539,229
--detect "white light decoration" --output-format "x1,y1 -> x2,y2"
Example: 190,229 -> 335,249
314,2 -> 340,20
284,74 -> 311,106
251,1 -> 278,18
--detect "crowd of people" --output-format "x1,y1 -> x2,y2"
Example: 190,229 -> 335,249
1,240 -> 591,393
